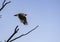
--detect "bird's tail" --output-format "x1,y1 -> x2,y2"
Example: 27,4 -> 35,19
23,20 -> 28,25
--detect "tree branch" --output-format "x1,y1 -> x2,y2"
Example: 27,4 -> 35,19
9,25 -> 39,42
2,0 -> 6,6
0,15 -> 2,18
6,25 -> 19,42
0,0 -> 11,11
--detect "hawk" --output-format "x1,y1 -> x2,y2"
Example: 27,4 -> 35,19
14,13 -> 28,25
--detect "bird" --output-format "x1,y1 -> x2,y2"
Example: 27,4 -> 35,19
14,13 -> 28,25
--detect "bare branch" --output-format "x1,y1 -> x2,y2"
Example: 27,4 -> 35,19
2,0 -> 6,5
0,41 -> 2,42
6,25 -> 19,42
0,15 -> 2,18
9,25 -> 39,42
0,0 -> 11,11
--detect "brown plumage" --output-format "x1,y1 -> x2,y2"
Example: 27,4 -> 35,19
14,13 -> 28,25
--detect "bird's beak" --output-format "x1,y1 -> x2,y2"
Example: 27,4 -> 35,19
14,14 -> 18,16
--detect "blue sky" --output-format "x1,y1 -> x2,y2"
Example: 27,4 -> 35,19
0,0 -> 60,42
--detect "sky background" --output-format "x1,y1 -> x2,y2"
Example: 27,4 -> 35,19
0,0 -> 60,42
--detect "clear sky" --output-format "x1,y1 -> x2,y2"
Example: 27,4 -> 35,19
0,0 -> 60,42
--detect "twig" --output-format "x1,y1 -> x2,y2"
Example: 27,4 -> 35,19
9,25 -> 39,42
2,0 -> 6,6
6,25 -> 19,42
0,0 -> 11,11
0,15 -> 2,18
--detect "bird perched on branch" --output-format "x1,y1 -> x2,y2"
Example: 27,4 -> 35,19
14,13 -> 28,25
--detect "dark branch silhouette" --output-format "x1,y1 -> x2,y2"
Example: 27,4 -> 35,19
0,15 -> 2,18
8,25 -> 39,42
6,25 -> 19,42
0,0 -> 11,11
